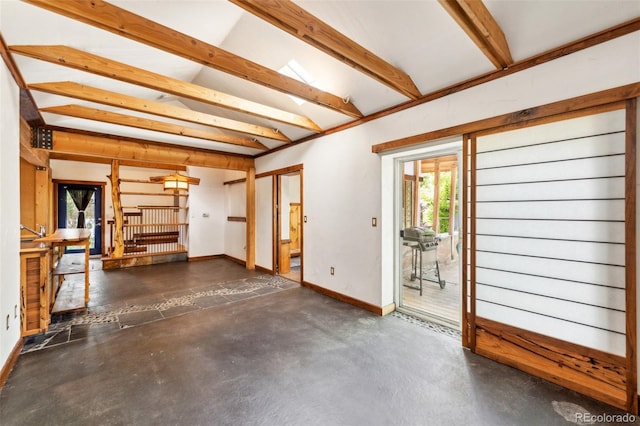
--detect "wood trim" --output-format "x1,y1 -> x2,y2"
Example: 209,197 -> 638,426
372,83 -> 640,153
256,163 -> 304,179
302,280 -> 386,316
223,178 -> 247,186
187,254 -> 224,262
256,18 -> 640,158
230,0 -> 420,99
625,98 -> 638,413
227,216 -> 247,222
245,167 -> 256,270
255,264 -> 273,275
23,0 -> 362,118
10,44 -> 320,132
223,254 -> 246,267
51,129 -> 255,171
381,303 -> 396,316
0,338 -> 23,391
271,175 -> 277,275
475,317 -> 628,411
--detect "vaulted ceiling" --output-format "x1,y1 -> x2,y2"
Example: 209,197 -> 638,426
1,0 -> 638,163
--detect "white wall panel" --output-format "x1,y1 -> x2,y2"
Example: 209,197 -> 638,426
476,268 -> 625,311
475,109 -> 627,355
476,155 -> 625,185
477,132 -> 625,168
476,177 -> 625,202
476,219 -> 625,243
476,301 -> 626,355
476,235 -> 625,266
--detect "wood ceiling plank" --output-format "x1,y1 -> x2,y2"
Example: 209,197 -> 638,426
22,0 -> 363,118
9,45 -> 321,132
40,104 -> 268,150
230,0 -> 421,100
28,81 -> 290,143
51,130 -> 255,171
439,0 -> 512,69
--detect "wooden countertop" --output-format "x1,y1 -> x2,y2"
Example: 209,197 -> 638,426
20,239 -> 49,254
35,229 -> 91,243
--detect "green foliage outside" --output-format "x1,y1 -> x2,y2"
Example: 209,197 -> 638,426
419,171 -> 458,234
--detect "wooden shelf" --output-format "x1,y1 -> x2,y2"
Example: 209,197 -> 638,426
119,178 -> 161,184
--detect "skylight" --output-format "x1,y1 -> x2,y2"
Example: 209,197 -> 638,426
279,59 -> 317,106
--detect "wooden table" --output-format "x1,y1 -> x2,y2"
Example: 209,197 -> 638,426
36,229 -> 91,312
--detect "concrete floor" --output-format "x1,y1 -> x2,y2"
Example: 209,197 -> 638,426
0,259 -> 636,425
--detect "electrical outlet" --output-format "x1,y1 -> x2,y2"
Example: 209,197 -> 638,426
330,266 -> 335,275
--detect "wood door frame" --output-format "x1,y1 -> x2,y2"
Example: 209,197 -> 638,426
260,165 -> 303,281
53,179 -> 106,256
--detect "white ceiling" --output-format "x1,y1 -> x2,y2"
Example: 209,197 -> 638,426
1,0 -> 638,157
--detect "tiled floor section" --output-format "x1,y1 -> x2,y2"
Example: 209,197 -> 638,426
23,274 -> 298,353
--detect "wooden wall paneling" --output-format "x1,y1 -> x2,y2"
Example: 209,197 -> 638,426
624,98 -> 637,413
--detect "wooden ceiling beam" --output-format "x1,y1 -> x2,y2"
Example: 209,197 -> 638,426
22,0 -> 363,118
9,45 -> 321,132
28,81 -> 289,144
230,0 -> 421,100
49,152 -> 187,171
50,129 -> 255,171
439,0 -> 513,69
40,104 -> 268,150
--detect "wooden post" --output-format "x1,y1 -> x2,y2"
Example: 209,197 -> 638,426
109,160 -> 124,258
449,163 -> 457,259
34,166 -> 49,232
433,160 -> 440,233
246,167 -> 256,270
413,160 -> 420,226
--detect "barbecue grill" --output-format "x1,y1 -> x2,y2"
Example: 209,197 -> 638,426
401,227 -> 446,295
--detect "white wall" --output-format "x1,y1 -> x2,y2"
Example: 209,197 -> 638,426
224,173 -> 247,261
255,176 -> 273,269
187,166 -> 227,258
257,32 -> 640,309
0,57 -> 22,372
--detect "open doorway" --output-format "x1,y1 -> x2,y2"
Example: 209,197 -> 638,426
275,171 -> 302,283
56,181 -> 105,256
398,153 -> 461,329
